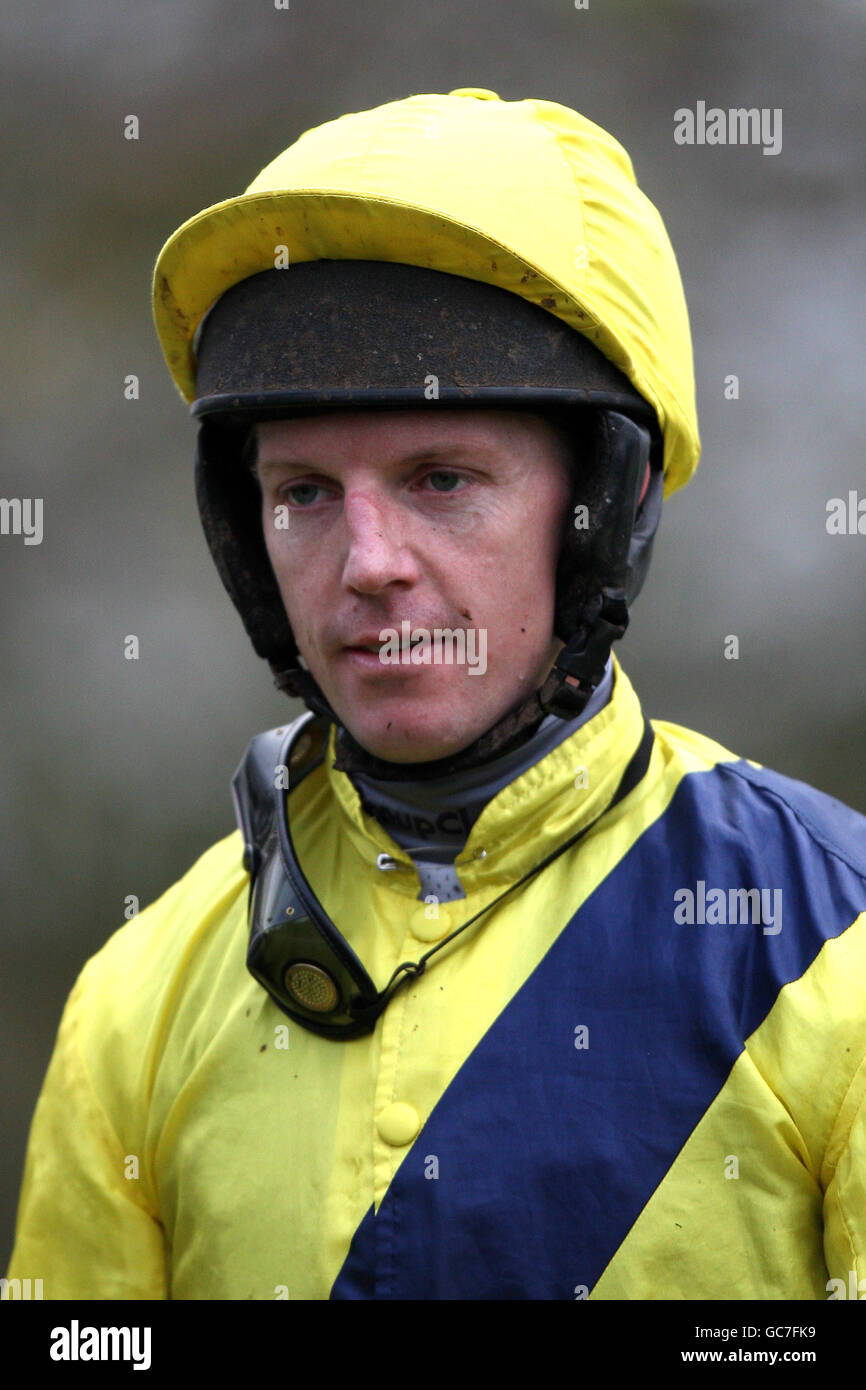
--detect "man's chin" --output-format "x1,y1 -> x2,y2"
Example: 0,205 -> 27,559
337,710 -> 484,766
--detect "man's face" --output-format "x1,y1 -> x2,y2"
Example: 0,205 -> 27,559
256,408 -> 573,763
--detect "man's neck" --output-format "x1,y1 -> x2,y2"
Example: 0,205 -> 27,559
348,660 -> 614,901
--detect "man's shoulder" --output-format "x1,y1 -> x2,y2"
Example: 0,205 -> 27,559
720,756 -> 866,874
75,828 -> 249,1022
651,716 -> 866,884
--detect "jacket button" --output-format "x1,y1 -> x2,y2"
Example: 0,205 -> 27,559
377,1102 -> 421,1147
410,910 -> 450,943
448,87 -> 501,101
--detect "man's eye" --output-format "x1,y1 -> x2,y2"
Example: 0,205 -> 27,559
284,482 -> 325,507
424,470 -> 465,493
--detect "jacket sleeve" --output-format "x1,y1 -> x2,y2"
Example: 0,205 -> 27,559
823,1055 -> 866,1299
6,972 -> 167,1300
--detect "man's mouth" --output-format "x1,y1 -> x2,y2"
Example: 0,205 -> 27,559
345,633 -> 429,653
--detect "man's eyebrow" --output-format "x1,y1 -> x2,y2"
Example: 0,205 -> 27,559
253,456 -> 304,479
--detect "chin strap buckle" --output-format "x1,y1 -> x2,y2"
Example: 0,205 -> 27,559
542,589 -> 630,719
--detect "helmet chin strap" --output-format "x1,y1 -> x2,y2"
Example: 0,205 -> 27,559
332,665 -> 563,781
274,659 -> 558,781
275,602 -> 622,785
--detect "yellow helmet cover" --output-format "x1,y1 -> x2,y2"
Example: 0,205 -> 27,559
153,89 -> 700,497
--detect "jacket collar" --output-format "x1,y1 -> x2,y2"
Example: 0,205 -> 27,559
325,654 -> 646,901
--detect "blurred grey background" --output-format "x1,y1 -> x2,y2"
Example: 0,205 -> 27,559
2,0 -> 864,1264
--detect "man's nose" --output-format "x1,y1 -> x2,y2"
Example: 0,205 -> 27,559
340,489 -> 420,594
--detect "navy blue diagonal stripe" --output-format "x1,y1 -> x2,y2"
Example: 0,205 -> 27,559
331,758 -> 866,1299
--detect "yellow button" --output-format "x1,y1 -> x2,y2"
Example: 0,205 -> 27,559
377,1102 -> 421,1147
409,905 -> 451,943
448,87 -> 501,101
